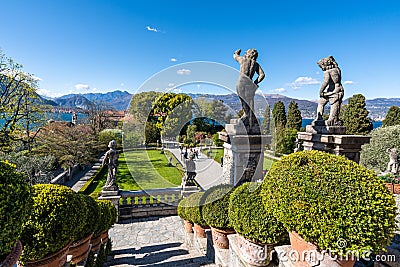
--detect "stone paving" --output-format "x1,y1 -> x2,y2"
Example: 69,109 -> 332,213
107,216 -> 216,267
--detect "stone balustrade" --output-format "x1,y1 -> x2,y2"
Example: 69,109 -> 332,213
119,188 -> 181,219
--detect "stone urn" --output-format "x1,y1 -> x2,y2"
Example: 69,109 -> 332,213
194,224 -> 208,238
237,235 -> 274,266
90,233 -> 102,252
289,231 -> 356,267
1,240 -> 23,267
18,243 -> 70,267
211,227 -> 236,249
184,220 -> 194,233
69,233 -> 93,264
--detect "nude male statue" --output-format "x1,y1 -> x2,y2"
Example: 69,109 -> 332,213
314,56 -> 344,126
234,48 -> 265,133
102,140 -> 119,190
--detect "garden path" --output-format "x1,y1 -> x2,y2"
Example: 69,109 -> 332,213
106,216 -> 216,267
167,148 -> 224,190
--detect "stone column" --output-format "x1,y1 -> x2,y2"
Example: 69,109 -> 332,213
219,119 -> 271,186
297,125 -> 370,163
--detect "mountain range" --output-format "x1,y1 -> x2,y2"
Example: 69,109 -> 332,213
40,90 -> 400,120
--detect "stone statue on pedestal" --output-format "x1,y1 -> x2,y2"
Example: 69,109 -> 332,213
386,148 -> 399,175
183,154 -> 196,186
313,56 -> 344,126
102,140 -> 119,191
234,48 -> 265,134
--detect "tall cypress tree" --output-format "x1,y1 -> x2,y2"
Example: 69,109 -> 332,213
261,105 -> 271,135
272,101 -> 287,128
342,94 -> 373,135
382,106 -> 400,127
286,101 -> 302,130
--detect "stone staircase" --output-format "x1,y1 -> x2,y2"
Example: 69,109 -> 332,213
106,216 -> 217,267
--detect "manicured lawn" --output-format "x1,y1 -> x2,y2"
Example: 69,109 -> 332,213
263,156 -> 276,171
204,147 -> 224,164
83,149 -> 183,197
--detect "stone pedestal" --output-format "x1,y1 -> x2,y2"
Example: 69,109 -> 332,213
220,119 -> 271,186
297,125 -> 370,163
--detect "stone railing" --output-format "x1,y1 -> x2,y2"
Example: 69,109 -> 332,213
119,188 -> 181,220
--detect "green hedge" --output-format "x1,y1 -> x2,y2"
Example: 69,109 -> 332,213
78,193 -> 100,239
261,151 -> 397,255
201,184 -> 234,230
177,197 -> 190,222
229,182 -> 287,244
96,200 -> 117,234
185,192 -> 207,226
0,161 -> 32,260
20,184 -> 85,262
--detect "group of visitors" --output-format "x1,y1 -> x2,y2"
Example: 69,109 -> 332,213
179,146 -> 201,161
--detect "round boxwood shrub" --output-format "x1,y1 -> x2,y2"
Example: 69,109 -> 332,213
177,196 -> 191,222
229,182 -> 287,244
96,200 -> 117,234
185,192 -> 207,226
201,184 -> 234,230
76,193 -> 100,240
19,184 -> 85,262
0,161 -> 32,260
261,150 -> 397,255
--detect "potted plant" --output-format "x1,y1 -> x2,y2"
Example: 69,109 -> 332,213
19,184 -> 85,267
91,200 -> 117,252
103,200 -> 118,244
0,161 -> 31,267
69,194 -> 100,264
185,192 -> 208,238
380,173 -> 400,194
201,184 -> 235,249
261,151 -> 397,267
229,182 -> 288,266
177,196 -> 194,233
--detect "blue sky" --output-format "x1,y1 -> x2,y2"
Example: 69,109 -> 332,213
1,0 -> 399,100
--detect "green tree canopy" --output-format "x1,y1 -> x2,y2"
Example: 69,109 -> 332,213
272,101 -> 286,128
286,101 -> 302,131
261,105 -> 271,135
382,106 -> 400,127
342,94 -> 373,135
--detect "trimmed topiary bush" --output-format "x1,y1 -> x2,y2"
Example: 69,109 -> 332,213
177,196 -> 191,222
19,184 -> 85,263
360,125 -> 400,172
77,193 -> 100,240
185,192 -> 207,226
96,200 -> 117,234
201,184 -> 234,229
229,182 -> 287,244
0,161 -> 32,261
261,150 -> 397,255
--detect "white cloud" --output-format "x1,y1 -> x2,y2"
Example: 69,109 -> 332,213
170,58 -> 177,62
37,88 -> 63,98
288,76 -> 320,89
173,88 -> 182,93
273,87 -> 286,93
168,83 -> 175,87
344,80 -> 355,85
177,69 -> 191,75
146,26 -> 159,32
120,83 -> 125,86
74,83 -> 90,90
32,75 -> 43,81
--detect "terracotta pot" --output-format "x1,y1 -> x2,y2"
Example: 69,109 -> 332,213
101,230 -> 109,245
90,233 -> 102,252
289,231 -> 356,267
1,240 -> 23,267
184,220 -> 194,233
385,183 -> 400,194
18,242 -> 70,267
211,227 -> 235,249
237,235 -> 274,266
194,224 -> 207,238
69,233 -> 93,264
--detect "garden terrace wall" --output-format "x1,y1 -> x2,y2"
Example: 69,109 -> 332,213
119,188 -> 180,219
